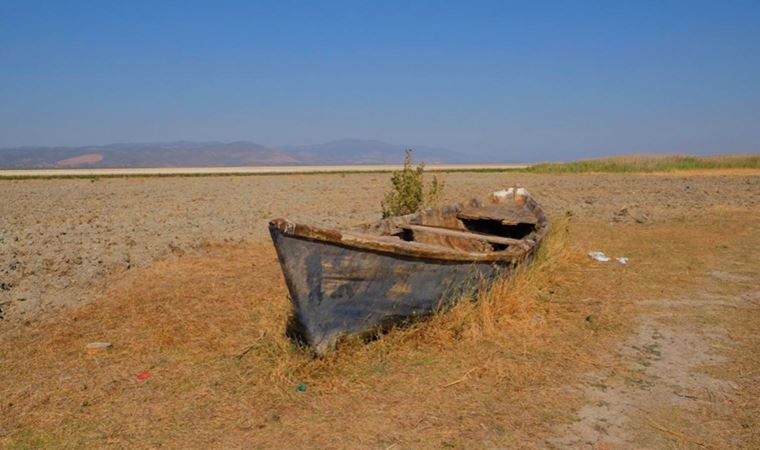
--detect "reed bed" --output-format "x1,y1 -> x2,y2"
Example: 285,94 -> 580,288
526,154 -> 760,173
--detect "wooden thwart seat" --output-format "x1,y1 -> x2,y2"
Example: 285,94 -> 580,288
399,224 -> 526,246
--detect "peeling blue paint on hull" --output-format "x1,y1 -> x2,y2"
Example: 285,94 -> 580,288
270,230 -> 506,353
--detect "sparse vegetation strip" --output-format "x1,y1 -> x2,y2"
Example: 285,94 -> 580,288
526,154 -> 759,173
2,154 -> 757,180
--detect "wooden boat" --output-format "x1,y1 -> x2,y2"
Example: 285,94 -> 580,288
269,187 -> 549,353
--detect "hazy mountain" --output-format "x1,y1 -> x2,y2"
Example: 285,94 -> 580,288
0,139 -> 467,169
0,141 -> 302,169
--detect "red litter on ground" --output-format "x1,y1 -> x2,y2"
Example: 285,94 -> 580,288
136,371 -> 150,381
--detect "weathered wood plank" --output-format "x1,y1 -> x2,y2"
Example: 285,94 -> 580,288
271,219 -> 524,262
399,224 -> 526,246
341,232 -> 471,254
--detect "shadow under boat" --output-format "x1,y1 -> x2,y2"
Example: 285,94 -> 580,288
269,187 -> 549,354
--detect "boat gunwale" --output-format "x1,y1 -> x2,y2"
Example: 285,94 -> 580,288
269,220 -> 525,263
269,193 -> 549,263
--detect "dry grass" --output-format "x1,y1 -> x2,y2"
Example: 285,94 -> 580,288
1,208 -> 758,448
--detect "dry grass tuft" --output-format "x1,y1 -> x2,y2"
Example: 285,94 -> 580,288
396,218 -> 574,348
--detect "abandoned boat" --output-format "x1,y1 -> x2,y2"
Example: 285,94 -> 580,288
269,187 -> 549,353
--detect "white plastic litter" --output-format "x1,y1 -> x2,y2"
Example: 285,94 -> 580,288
588,251 -> 611,262
616,257 -> 629,265
85,342 -> 112,351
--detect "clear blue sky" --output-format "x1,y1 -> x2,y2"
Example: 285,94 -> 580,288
1,0 -> 758,160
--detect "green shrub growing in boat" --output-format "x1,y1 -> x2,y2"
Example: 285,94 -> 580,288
382,149 -> 444,218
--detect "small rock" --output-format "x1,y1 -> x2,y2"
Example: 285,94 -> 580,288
612,206 -> 629,223
85,342 -> 112,352
634,214 -> 649,224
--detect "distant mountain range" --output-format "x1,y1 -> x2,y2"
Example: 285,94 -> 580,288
0,139 -> 474,169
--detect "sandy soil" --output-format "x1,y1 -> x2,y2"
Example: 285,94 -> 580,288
1,171 -> 757,320
552,292 -> 756,448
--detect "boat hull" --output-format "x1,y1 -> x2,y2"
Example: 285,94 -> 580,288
270,228 -> 507,353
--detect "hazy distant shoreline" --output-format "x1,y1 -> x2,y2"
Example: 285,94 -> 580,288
0,163 -> 527,178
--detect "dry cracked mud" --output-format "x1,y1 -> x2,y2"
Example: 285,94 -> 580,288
2,171 -> 757,322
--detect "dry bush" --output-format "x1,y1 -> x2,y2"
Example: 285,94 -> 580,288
381,149 -> 444,217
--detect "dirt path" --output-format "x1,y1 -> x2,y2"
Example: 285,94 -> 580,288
551,252 -> 759,448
